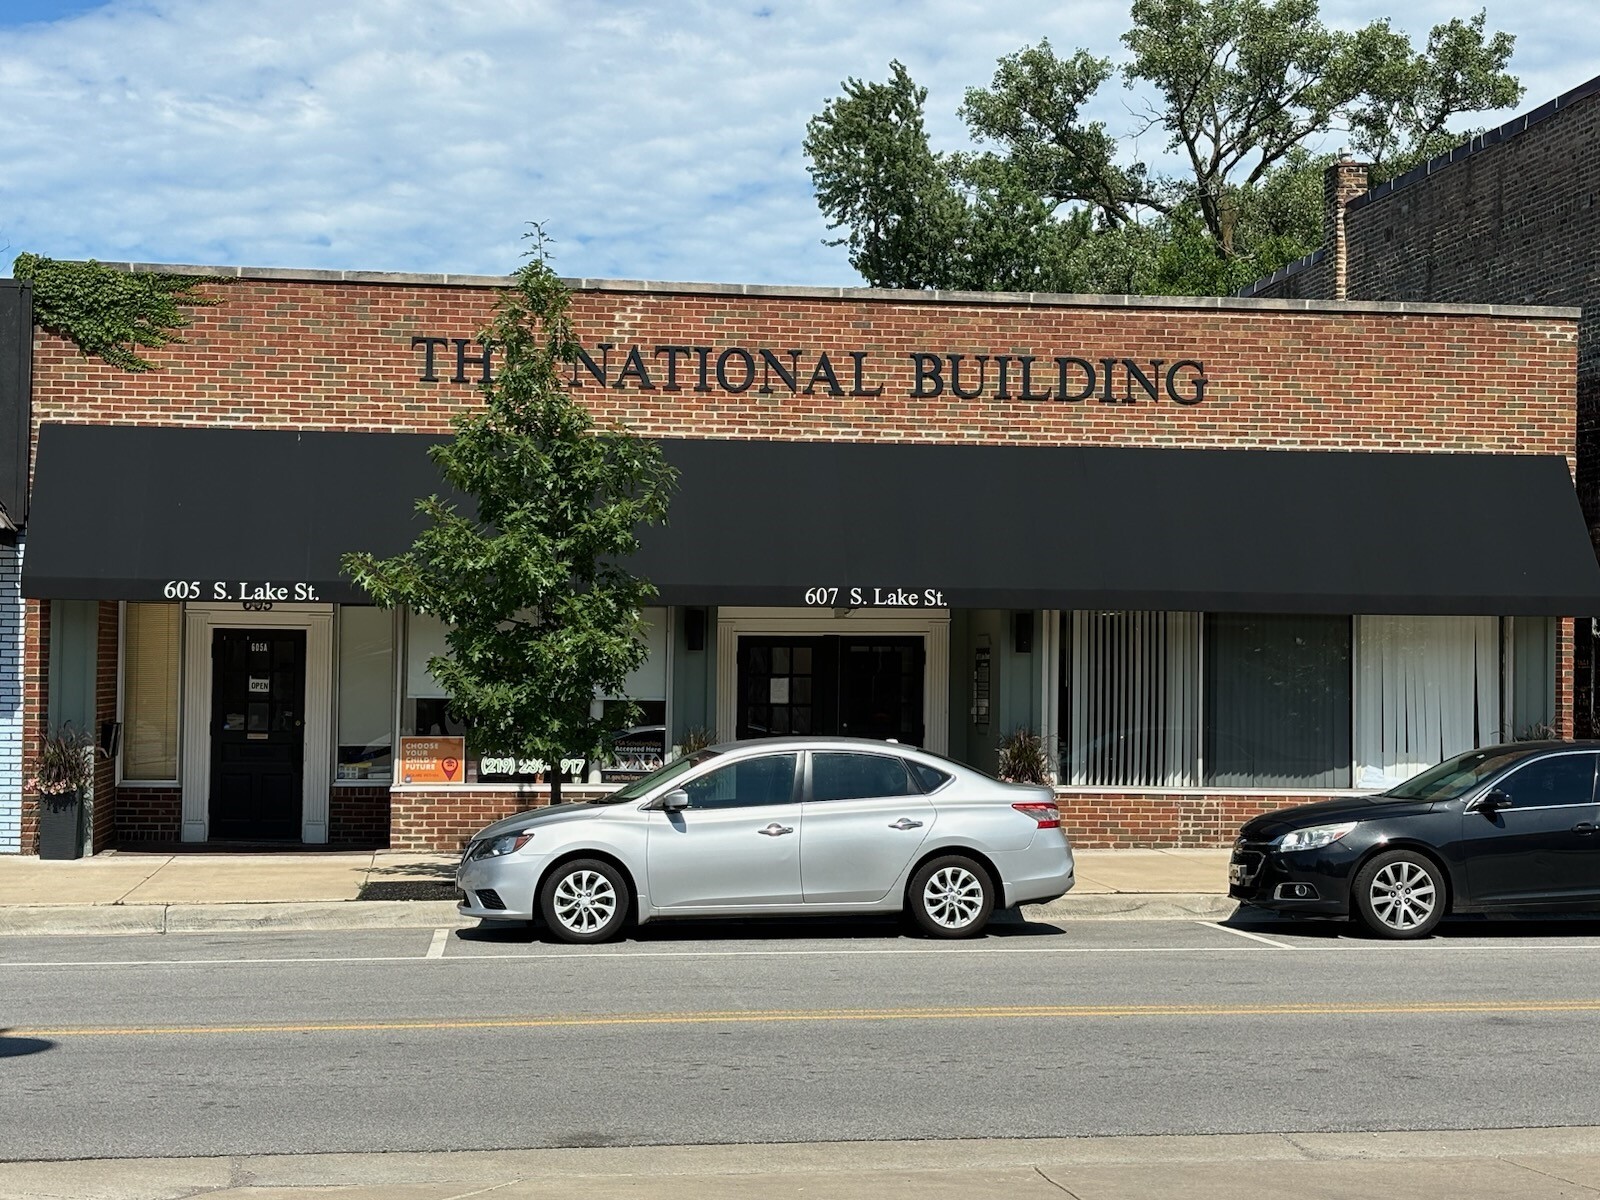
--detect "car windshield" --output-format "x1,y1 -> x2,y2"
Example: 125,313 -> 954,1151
1382,747 -> 1538,801
589,749 -> 720,804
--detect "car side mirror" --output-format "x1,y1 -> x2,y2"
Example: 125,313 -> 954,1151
1477,790 -> 1512,815
660,789 -> 690,812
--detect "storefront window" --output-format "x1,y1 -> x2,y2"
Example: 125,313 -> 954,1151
403,611 -> 464,738
1354,616 -> 1500,789
123,602 -> 180,780
1203,615 -> 1352,788
1509,616 -> 1556,737
1064,611 -> 1200,787
336,607 -> 394,782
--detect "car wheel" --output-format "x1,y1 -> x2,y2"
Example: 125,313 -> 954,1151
539,858 -> 630,944
1352,849 -> 1446,939
908,855 -> 995,938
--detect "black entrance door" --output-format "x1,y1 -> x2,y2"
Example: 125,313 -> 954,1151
737,636 -> 924,745
209,628 -> 306,841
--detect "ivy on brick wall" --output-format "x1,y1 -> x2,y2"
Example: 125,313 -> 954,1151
11,253 -> 221,372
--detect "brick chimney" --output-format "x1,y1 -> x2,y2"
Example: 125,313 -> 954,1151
1324,156 -> 1370,300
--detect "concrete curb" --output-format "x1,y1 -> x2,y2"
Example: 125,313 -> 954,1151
0,900 -> 469,936
0,894 -> 1237,936
1022,893 -> 1240,921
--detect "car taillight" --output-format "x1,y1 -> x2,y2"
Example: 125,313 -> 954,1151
1012,802 -> 1061,829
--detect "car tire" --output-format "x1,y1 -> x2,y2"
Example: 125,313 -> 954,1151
907,855 -> 995,938
539,858 -> 630,944
1351,849 -> 1446,940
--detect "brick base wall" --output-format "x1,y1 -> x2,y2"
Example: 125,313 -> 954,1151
1057,792 -> 1327,848
330,787 -> 390,848
388,786 -> 1314,853
114,788 -> 182,843
390,788 -> 614,853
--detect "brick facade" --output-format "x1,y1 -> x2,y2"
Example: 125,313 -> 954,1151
1244,75 -> 1600,732
114,788 -> 182,844
16,266 -> 1587,852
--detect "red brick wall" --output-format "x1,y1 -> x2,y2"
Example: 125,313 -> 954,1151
20,598 -> 48,853
385,784 -> 1309,853
27,280 -> 1576,464
330,786 -> 390,848
115,788 -> 181,843
1058,792 -> 1325,849
390,787 -> 617,853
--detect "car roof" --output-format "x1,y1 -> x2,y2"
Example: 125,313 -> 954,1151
705,735 -> 946,760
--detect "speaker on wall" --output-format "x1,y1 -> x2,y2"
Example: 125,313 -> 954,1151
685,607 -> 707,652
1013,611 -> 1033,655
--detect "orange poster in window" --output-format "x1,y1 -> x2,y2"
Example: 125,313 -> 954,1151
399,736 -> 466,785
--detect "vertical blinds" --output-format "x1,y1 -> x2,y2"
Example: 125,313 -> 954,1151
1067,611 -> 1200,787
123,602 -> 180,780
1355,615 -> 1500,788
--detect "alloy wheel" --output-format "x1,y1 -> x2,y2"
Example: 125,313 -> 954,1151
922,865 -> 984,930
551,869 -> 618,935
1368,859 -> 1437,932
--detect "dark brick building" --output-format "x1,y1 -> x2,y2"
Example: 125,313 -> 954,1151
1243,74 -> 1600,730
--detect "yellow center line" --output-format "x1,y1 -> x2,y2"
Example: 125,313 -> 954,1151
12,999 -> 1600,1039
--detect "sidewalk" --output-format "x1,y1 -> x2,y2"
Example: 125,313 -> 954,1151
8,1128 -> 1600,1200
0,848 -> 1236,935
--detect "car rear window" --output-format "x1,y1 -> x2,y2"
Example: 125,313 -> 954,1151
811,752 -> 916,801
907,761 -> 952,792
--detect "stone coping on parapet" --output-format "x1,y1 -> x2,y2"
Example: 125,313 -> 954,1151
76,261 -> 1581,322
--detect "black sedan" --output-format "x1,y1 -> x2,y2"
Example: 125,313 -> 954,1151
1230,742 -> 1600,938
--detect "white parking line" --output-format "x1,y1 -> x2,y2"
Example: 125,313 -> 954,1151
1200,921 -> 1295,949
426,929 -> 449,959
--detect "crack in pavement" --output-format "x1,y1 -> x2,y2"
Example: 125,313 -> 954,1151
1034,1165 -> 1084,1197
1504,1155 -> 1600,1194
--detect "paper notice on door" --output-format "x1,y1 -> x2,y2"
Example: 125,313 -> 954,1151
769,677 -> 790,704
399,736 -> 467,785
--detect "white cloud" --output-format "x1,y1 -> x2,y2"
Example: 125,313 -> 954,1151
0,0 -> 1594,285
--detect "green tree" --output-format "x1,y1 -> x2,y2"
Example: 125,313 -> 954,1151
341,231 -> 676,805
804,3 -> 1521,294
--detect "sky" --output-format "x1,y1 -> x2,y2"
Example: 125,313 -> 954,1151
1,0 -> 1596,287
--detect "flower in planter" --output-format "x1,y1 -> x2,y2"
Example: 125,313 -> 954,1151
33,725 -> 95,796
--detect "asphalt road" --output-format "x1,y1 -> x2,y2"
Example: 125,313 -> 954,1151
4,914 -> 1600,1162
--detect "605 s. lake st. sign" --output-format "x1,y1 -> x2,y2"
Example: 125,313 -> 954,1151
412,337 -> 1210,405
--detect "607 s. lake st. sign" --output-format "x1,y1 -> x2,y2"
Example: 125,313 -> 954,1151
412,337 -> 1210,405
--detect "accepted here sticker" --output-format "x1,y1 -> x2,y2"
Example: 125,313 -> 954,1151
399,736 -> 466,785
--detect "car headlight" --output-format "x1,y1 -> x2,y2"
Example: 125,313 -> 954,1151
1275,822 -> 1357,853
469,831 -> 535,860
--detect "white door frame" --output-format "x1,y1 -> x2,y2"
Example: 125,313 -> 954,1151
715,607 -> 950,754
180,603 -> 334,844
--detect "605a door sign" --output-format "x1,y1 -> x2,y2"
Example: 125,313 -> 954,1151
803,587 -> 947,607
163,581 -> 322,601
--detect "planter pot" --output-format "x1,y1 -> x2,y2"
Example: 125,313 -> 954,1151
37,790 -> 85,860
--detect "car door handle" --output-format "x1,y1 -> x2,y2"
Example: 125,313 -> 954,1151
1575,822 -> 1596,835
758,824 -> 794,837
888,818 -> 924,830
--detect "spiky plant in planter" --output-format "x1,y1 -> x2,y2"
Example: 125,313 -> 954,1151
32,725 -> 94,860
996,727 -> 1051,784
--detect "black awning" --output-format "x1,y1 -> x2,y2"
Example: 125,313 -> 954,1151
22,424 -> 1600,615
23,424 -> 453,604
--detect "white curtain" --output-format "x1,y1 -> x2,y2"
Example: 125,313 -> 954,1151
1355,616 -> 1500,789
1068,611 -> 1200,787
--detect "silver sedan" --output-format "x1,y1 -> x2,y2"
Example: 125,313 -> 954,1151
456,736 -> 1075,943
